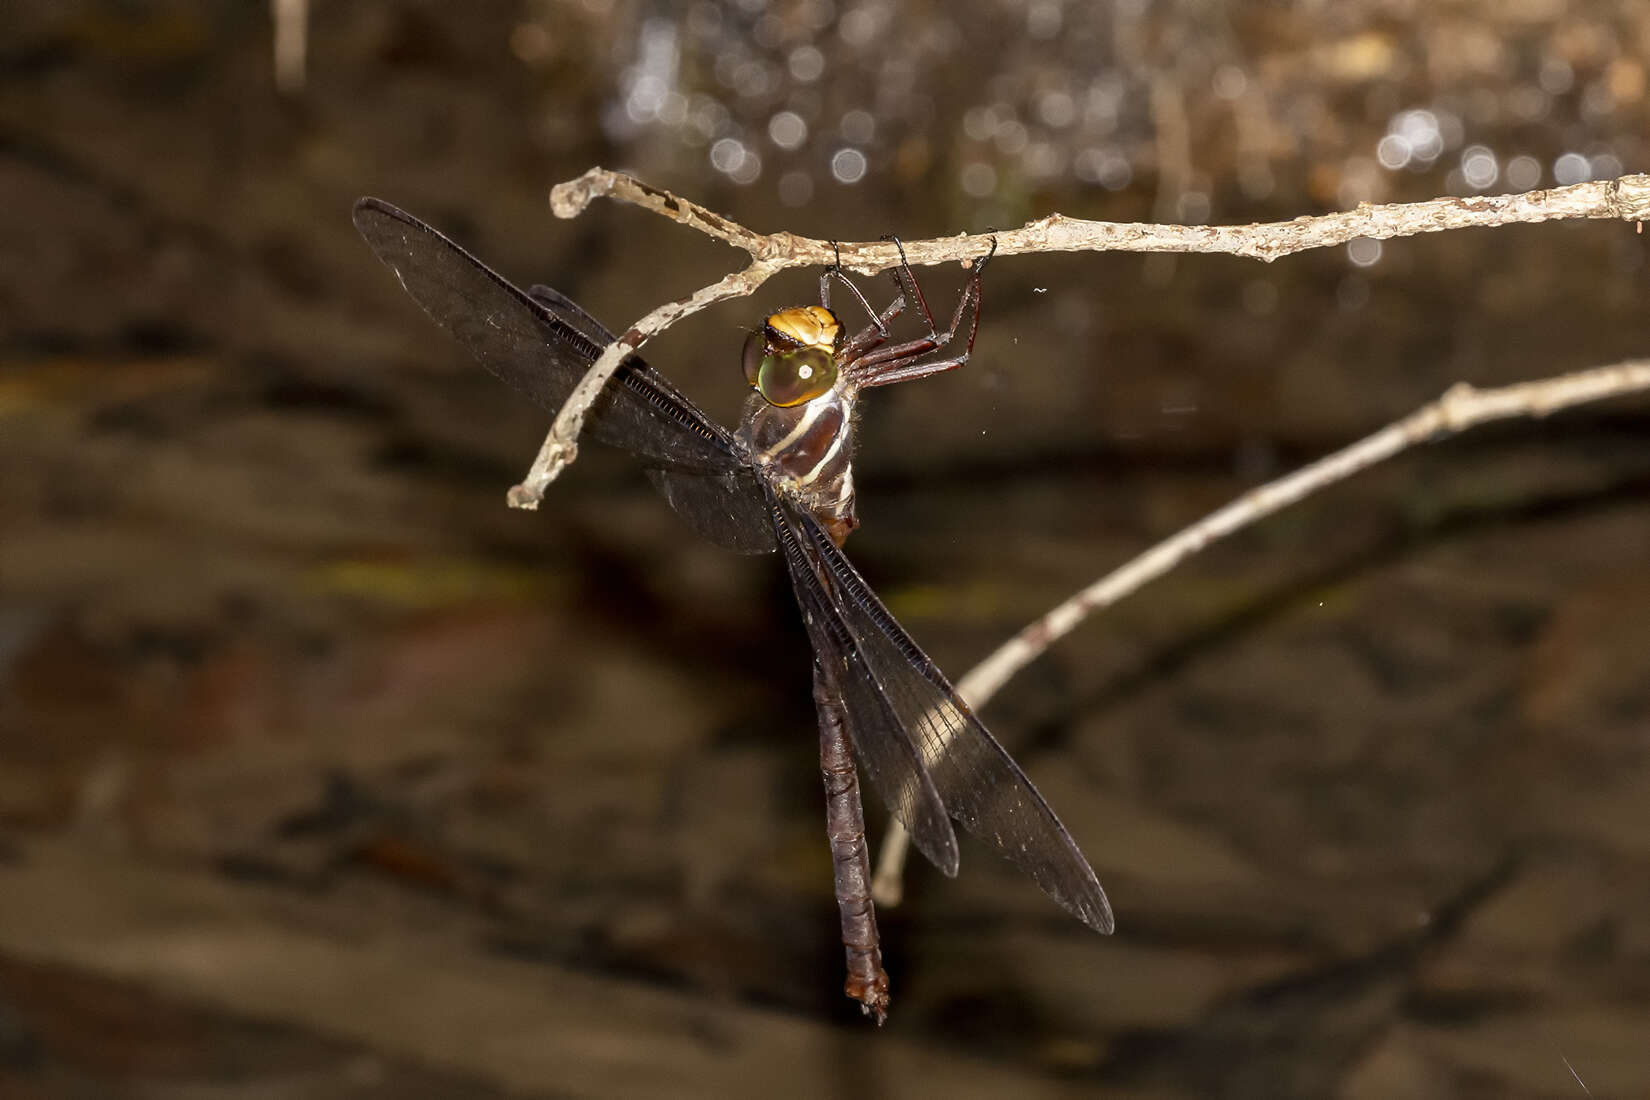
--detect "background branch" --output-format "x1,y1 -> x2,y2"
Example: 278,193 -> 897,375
871,359 -> 1650,906
512,167 -> 1650,506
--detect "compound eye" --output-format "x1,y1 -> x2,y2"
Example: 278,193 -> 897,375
757,346 -> 838,407
741,330 -> 767,388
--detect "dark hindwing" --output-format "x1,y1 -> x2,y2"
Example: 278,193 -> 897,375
773,497 -> 1114,933
644,465 -> 776,555
353,198 -> 773,554
772,495 -> 960,876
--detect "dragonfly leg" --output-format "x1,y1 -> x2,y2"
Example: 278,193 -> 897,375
839,286 -> 906,361
814,656 -> 890,1023
848,237 -> 996,389
883,234 -> 937,336
824,240 -> 905,364
821,242 -> 889,337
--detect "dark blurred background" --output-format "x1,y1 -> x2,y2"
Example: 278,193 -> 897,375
3,2 -> 1649,1097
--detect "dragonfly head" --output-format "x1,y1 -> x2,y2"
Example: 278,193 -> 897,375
742,306 -> 843,408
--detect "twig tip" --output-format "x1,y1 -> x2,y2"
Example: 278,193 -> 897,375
506,484 -> 542,510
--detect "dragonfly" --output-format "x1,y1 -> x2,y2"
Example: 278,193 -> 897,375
352,198 -> 1113,1022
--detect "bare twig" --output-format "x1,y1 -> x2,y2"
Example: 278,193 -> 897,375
871,360 -> 1650,907
512,166 -> 1649,507
551,166 -> 1649,269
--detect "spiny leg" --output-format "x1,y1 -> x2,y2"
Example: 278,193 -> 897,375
842,291 -> 906,360
853,237 -> 996,388
882,234 -> 939,339
830,243 -> 910,360
819,241 -> 881,325
820,240 -> 899,361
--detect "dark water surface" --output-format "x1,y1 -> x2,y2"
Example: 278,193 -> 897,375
2,2 -> 1648,1096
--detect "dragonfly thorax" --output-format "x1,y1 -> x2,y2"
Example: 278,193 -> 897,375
739,304 -> 857,540
739,384 -> 857,543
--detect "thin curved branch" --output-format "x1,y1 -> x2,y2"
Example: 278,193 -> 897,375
512,167 -> 1649,506
871,359 -> 1650,907
551,165 -> 1650,270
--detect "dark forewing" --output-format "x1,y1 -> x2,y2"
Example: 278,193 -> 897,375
354,198 -> 774,554
645,465 -> 777,555
772,496 -> 960,877
353,198 -> 734,471
525,284 -> 613,347
525,284 -> 776,554
780,501 -> 1114,933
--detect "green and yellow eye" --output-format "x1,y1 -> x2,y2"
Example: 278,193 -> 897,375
741,329 -> 767,388
757,346 -> 838,407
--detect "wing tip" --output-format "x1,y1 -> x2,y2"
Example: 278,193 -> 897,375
352,196 -> 414,239
1081,889 -> 1116,935
895,816 -> 960,878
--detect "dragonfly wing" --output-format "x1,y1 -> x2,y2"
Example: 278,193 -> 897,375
646,465 -> 776,554
526,283 -> 731,427
771,496 -> 960,876
783,502 -> 1114,933
353,198 -> 739,472
525,284 -> 612,346
525,283 -> 775,554
357,200 -> 774,554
